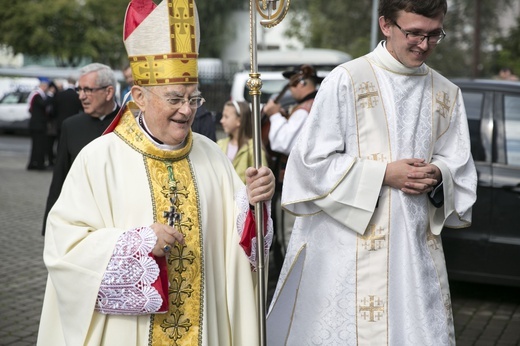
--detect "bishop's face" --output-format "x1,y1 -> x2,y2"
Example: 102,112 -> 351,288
380,10 -> 444,68
137,84 -> 200,146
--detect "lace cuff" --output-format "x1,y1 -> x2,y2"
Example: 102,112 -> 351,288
237,187 -> 273,270
95,226 -> 164,315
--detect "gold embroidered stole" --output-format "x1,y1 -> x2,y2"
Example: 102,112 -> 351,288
114,109 -> 203,346
342,58 -> 391,344
343,58 -> 458,344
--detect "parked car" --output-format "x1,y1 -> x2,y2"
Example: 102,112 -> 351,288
0,90 -> 32,134
442,78 -> 520,287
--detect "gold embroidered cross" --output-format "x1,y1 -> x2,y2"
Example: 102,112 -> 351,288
139,58 -> 166,85
170,246 -> 196,273
170,277 -> 194,308
357,82 -> 379,109
427,231 -> 440,250
161,309 -> 192,341
367,153 -> 387,162
359,295 -> 385,322
361,224 -> 386,251
436,91 -> 451,118
171,7 -> 192,35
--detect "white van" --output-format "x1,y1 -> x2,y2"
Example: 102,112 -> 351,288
230,48 -> 351,105
230,70 -> 329,107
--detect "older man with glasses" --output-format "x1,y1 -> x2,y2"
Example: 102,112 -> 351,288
268,0 -> 477,345
42,63 -> 120,236
37,1 -> 275,345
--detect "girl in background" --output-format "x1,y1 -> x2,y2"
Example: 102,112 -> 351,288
218,100 -> 267,183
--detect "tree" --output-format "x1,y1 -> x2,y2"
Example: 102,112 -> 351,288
281,0 -> 519,78
0,0 -> 244,68
494,15 -> 520,77
284,0 -> 374,59
0,0 -> 128,67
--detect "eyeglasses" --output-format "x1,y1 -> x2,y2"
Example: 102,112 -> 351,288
394,22 -> 446,45
145,88 -> 205,109
75,85 -> 110,96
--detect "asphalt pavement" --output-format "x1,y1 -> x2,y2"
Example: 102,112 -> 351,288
0,134 -> 519,346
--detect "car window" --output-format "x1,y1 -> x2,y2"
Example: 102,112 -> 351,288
461,91 -> 486,161
504,94 -> 520,166
0,92 -> 23,105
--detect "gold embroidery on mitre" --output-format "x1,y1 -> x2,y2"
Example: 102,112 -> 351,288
356,81 -> 380,109
169,0 -> 197,54
360,224 -> 387,251
435,90 -> 451,118
359,295 -> 385,322
128,0 -> 199,86
130,54 -> 198,86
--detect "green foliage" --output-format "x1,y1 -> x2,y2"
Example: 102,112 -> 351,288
282,0 -> 519,78
0,0 -> 517,76
0,0 -> 243,68
0,0 -> 128,67
286,0 -> 374,58
495,15 -> 520,77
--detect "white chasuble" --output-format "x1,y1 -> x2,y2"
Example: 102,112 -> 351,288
267,42 -> 477,345
38,109 -> 263,346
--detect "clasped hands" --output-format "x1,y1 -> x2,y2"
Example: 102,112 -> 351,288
384,158 -> 441,195
150,166 -> 275,257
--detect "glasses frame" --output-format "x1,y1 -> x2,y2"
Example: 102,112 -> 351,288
144,87 -> 205,109
75,85 -> 110,95
393,22 -> 446,45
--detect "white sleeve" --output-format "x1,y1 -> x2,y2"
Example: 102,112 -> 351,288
268,108 -> 309,155
95,226 -> 164,315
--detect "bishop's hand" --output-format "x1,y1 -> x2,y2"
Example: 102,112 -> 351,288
246,166 -> 275,204
150,222 -> 185,257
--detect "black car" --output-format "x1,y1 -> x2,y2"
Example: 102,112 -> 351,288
442,79 -> 520,287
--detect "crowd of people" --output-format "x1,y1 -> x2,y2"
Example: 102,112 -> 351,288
35,0 -> 479,345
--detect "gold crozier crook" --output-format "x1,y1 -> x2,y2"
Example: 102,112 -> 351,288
248,1 -> 290,345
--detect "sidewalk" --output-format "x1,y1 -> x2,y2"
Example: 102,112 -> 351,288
1,142 -> 519,345
0,153 -> 50,345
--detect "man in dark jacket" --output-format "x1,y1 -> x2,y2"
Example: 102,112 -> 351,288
27,77 -> 51,170
42,63 -> 120,235
52,77 -> 83,142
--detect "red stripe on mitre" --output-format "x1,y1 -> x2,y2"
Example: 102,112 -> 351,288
124,0 -> 157,40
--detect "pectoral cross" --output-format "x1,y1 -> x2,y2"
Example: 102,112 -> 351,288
163,193 -> 182,227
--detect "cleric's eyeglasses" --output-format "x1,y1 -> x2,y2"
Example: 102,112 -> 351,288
145,88 -> 205,109
75,85 -> 110,96
394,22 -> 446,45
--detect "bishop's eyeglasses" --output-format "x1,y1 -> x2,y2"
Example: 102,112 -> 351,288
145,88 -> 205,109
393,22 -> 446,45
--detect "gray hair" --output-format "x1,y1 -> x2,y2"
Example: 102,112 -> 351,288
79,63 -> 117,89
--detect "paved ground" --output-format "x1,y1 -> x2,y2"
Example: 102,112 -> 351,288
0,134 -> 519,345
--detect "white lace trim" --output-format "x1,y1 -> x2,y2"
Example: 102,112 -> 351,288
95,226 -> 163,315
237,187 -> 273,270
